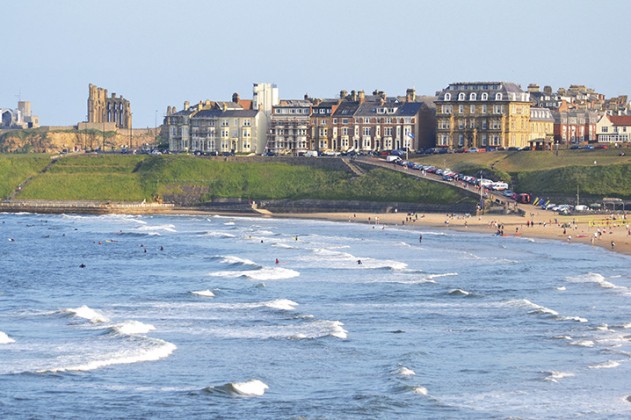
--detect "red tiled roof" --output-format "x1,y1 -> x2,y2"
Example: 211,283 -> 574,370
609,115 -> 631,126
238,100 -> 253,110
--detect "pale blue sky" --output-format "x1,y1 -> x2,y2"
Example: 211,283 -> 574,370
2,0 -> 629,128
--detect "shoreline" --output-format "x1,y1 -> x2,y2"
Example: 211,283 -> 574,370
3,204 -> 630,257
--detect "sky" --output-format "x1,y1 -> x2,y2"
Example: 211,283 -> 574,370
2,0 -> 630,128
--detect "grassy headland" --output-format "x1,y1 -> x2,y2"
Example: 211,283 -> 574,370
2,154 -> 474,207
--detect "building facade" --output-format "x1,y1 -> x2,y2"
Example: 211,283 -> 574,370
267,100 -> 312,155
552,110 -> 598,143
528,107 -> 554,148
0,101 -> 39,129
596,114 -> 631,143
435,82 -> 531,150
87,84 -> 132,129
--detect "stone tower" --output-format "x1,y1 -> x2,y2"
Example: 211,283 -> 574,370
87,83 -> 132,129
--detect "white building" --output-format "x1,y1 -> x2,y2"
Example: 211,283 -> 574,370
596,114 -> 631,143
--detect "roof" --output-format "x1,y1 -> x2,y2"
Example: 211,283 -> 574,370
332,101 -> 361,117
194,109 -> 258,118
609,115 -> 631,126
436,82 -> 527,102
238,99 -> 253,110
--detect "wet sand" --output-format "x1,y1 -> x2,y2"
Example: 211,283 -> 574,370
270,210 -> 631,257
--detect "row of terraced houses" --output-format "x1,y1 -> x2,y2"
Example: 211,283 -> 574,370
163,82 -> 631,155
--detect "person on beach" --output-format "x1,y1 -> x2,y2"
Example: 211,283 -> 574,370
419,234 -> 423,243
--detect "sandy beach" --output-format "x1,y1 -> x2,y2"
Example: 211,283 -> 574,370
270,209 -> 631,257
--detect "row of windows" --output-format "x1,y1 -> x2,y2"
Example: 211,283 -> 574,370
443,92 -> 530,102
601,126 -> 628,133
190,119 -> 252,127
441,104 -> 507,114
275,108 -> 310,115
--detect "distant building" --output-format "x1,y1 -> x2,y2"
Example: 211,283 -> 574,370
0,101 -> 39,129
551,110 -> 598,143
435,82 -> 531,150
164,84 -> 273,153
267,99 -> 312,155
596,114 -> 631,144
87,84 -> 132,129
528,107 -> 554,149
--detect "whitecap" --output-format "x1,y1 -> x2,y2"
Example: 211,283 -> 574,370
62,305 -> 109,323
544,370 -> 574,382
561,316 -> 588,323
111,320 -> 155,335
223,222 -> 236,226
570,340 -> 595,347
192,290 -> 215,298
397,367 -> 416,376
556,286 -> 566,291
329,321 -> 348,339
413,386 -> 428,395
428,272 -> 458,280
588,360 -> 621,369
40,339 -> 176,373
205,379 -> 269,397
0,331 -> 15,344
263,299 -> 299,311
204,231 -> 236,239
219,256 -> 258,267
136,224 -> 177,233
448,289 -> 470,296
566,272 -> 617,289
209,267 -> 300,281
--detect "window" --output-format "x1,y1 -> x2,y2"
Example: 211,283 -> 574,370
458,134 -> 464,146
470,93 -> 477,101
602,126 -> 609,133
458,120 -> 464,129
458,93 -> 465,101
495,93 -> 503,101
470,105 -> 476,113
363,127 -> 371,136
481,93 -> 488,101
459,105 -> 464,114
342,127 -> 349,136
342,118 -> 348,124
385,127 -> 393,136
333,118 -> 337,124
482,104 -> 487,113
444,93 -> 451,101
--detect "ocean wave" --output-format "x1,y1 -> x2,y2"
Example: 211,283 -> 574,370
506,299 -> 586,323
543,370 -> 574,382
397,367 -> 416,376
566,272 -> 617,289
448,288 -> 471,297
217,255 -> 259,267
203,231 -> 236,239
412,386 -> 428,395
39,339 -> 176,373
209,267 -> 300,281
192,290 -> 215,298
109,320 -> 155,335
204,379 -> 268,397
0,331 -> 15,344
136,224 -> 177,233
569,340 -> 595,347
61,305 -> 109,323
588,360 -> 621,369
263,299 -> 298,311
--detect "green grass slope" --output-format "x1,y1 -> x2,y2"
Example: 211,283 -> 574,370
0,155 -> 50,198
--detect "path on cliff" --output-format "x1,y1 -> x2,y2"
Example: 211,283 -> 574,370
7,156 -> 60,201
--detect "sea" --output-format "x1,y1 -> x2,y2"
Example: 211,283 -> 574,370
1,212 -> 631,419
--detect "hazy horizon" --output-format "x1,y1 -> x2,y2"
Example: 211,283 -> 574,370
2,0 -> 630,128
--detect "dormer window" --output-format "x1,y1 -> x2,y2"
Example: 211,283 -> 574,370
470,93 -> 477,101
495,93 -> 503,101
481,93 -> 488,101
444,93 -> 451,101
458,93 -> 465,101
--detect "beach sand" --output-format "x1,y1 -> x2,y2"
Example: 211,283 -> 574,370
269,209 -> 631,257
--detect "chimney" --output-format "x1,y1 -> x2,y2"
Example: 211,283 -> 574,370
184,101 -> 190,110
232,92 -> 240,103
340,90 -> 348,100
351,90 -> 357,101
406,88 -> 416,102
359,90 -> 365,103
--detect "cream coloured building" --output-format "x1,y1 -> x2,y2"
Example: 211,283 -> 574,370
435,82 -> 531,150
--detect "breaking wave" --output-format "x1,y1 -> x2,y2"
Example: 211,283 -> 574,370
0,331 -> 15,344
61,305 -> 109,323
109,320 -> 155,335
204,379 -> 268,397
209,266 -> 300,281
192,290 -> 215,298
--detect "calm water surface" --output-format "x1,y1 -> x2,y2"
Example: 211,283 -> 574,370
1,212 -> 631,419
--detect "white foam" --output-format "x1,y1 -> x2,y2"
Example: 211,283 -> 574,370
329,321 -> 348,339
428,272 -> 458,280
192,290 -> 215,298
448,289 -> 470,296
137,224 -> 177,233
561,316 -> 588,323
111,321 -> 155,335
223,222 -> 236,226
589,360 -> 621,369
62,305 -> 109,323
570,340 -> 595,347
413,386 -> 428,395
204,231 -> 236,238
231,379 -> 268,396
263,299 -> 299,311
0,331 -> 15,344
209,267 -> 300,281
208,379 -> 269,397
220,256 -> 258,266
556,286 -> 566,291
397,367 -> 416,376
544,370 -> 574,382
40,339 -> 177,373
566,272 -> 617,289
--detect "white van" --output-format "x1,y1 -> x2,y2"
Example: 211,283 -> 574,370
491,182 -> 509,191
304,150 -> 318,157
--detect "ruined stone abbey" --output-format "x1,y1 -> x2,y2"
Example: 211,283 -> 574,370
87,83 -> 132,129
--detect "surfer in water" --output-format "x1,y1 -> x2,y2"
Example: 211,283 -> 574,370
275,258 -> 279,265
